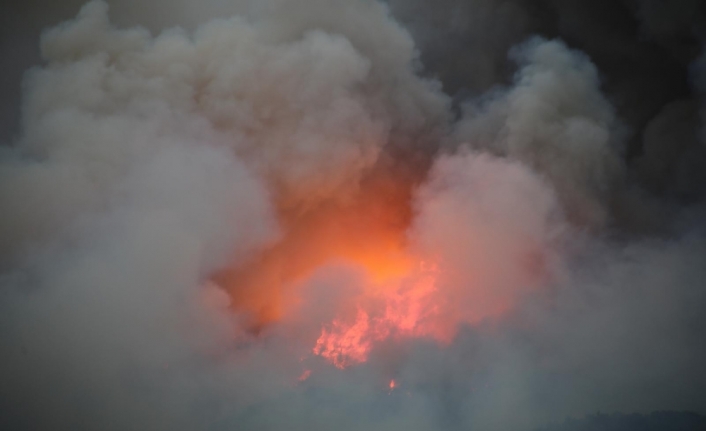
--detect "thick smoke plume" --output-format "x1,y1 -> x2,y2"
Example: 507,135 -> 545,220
1,1 -> 705,430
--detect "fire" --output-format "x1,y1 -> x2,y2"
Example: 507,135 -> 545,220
211,160 -> 461,368
313,259 -> 445,368
314,308 -> 372,368
212,155 -> 549,370
212,163 -> 420,333
389,379 -> 396,391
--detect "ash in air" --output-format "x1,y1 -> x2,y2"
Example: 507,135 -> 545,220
1,1 -> 705,430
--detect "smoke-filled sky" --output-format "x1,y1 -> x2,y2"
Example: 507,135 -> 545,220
1,1 -> 706,430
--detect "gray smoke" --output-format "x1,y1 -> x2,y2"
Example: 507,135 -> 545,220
1,1 -> 706,431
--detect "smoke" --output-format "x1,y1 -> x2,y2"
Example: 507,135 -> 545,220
452,38 -> 625,227
1,1 -> 706,430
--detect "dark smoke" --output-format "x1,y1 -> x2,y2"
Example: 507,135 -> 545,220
1,1 -> 706,431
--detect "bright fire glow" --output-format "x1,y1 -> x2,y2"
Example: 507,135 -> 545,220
212,166 -> 419,334
313,260 -> 445,368
213,160 -> 548,371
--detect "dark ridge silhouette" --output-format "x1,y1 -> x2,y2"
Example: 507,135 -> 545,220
533,411 -> 706,431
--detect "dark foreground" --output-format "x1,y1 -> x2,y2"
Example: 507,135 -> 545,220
534,412 -> 706,431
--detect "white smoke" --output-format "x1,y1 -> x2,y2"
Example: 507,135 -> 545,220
1,1 -> 706,431
452,38 -> 625,227
409,150 -> 565,325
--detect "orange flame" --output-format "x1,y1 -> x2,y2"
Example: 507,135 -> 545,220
212,164 -> 419,333
314,308 -> 372,369
312,260 -> 446,368
213,156 -> 552,369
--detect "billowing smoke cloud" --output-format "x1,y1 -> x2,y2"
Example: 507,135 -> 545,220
452,38 -> 625,227
1,1 -> 706,431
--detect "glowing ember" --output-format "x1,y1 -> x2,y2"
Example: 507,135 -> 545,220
313,260 -> 444,368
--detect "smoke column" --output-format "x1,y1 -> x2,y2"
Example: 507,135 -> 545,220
1,1 -> 706,430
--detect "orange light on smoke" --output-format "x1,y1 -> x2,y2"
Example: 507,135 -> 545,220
213,163 -> 419,333
312,260 -> 446,368
298,370 -> 312,382
213,154 -> 551,370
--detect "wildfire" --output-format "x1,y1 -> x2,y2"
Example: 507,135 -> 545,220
212,162 -> 420,333
212,155 -> 551,371
314,308 -> 372,368
313,260 -> 445,368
